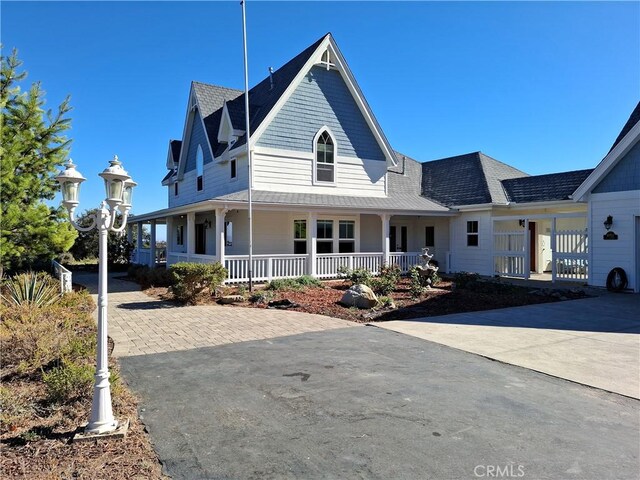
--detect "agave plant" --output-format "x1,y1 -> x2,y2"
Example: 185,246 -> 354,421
1,272 -> 61,307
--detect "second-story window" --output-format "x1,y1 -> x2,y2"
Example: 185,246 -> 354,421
230,159 -> 237,179
196,145 -> 204,191
174,182 -> 178,196
315,130 -> 335,183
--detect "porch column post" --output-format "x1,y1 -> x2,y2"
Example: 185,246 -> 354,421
524,218 -> 530,280
551,217 -> 557,284
126,224 -> 133,263
136,222 -> 143,264
166,216 -> 174,257
380,213 -> 390,266
149,220 -> 157,267
187,212 -> 196,260
308,212 -> 317,277
215,208 -> 227,267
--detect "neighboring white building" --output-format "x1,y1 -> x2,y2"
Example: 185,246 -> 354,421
573,103 -> 640,292
131,33 -> 638,291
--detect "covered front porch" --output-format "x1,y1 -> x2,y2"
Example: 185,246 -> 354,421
130,204 -> 453,283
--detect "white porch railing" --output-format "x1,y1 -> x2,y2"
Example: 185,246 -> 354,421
553,229 -> 588,282
225,254 -> 309,283
160,251 -> 425,283
493,231 -> 526,278
52,260 -> 72,294
388,252 -> 421,273
167,252 -> 217,265
134,248 -> 152,266
316,253 -> 384,278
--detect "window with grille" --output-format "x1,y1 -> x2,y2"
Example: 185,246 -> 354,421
315,131 -> 335,183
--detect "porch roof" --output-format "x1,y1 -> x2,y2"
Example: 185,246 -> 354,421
214,189 -> 450,212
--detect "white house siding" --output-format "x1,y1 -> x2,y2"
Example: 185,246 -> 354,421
449,212 -> 493,275
360,214 -> 382,252
589,190 -> 640,291
252,148 -> 386,197
170,154 -> 249,208
389,215 -> 450,267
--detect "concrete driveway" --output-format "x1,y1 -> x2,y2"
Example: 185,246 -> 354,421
120,327 -> 640,480
374,293 -> 640,398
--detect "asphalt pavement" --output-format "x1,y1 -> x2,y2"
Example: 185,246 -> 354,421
120,326 -> 640,480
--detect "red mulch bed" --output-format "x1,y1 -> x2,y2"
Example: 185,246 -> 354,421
142,277 -> 587,323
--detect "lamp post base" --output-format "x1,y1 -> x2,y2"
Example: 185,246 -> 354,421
73,418 -> 129,443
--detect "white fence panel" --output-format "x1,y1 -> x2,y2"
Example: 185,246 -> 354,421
52,260 -> 72,294
493,231 -> 526,278
225,255 -> 309,283
554,229 -> 588,282
388,252 -> 421,273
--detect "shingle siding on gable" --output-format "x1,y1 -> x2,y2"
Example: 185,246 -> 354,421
256,66 -> 386,161
593,139 -> 640,193
184,112 -> 213,173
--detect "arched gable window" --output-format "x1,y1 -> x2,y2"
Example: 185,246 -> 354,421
314,129 -> 335,184
196,145 -> 204,191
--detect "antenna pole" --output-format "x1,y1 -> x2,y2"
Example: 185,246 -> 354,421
241,0 -> 254,291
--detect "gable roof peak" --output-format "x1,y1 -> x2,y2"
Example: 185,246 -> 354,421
609,100 -> 640,153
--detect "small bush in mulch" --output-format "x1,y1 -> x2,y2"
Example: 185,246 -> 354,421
265,275 -> 323,291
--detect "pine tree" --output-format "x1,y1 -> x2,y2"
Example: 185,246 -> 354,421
0,48 -> 77,274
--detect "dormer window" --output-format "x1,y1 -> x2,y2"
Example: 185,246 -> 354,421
314,129 -> 335,184
196,145 -> 204,191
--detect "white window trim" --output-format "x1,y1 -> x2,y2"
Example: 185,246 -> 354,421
293,219 -> 307,254
466,219 -> 480,248
312,126 -> 337,187
230,158 -> 238,181
315,215 -> 359,253
196,144 -> 204,192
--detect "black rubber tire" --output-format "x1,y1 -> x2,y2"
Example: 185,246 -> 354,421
606,267 -> 628,292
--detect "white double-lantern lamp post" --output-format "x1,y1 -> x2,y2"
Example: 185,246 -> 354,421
56,156 -> 136,435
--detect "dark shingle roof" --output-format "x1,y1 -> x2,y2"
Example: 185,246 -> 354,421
502,169 -> 594,203
191,83 -> 243,158
161,170 -> 176,183
188,34 -> 328,161
609,101 -> 640,153
169,140 -> 182,163
420,152 -> 528,206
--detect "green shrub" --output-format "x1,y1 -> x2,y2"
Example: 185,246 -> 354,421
377,296 -> 395,308
1,271 -> 60,307
266,276 -> 323,291
409,267 -> 426,299
249,290 -> 274,304
43,360 -> 94,403
454,272 -> 480,289
265,278 -> 302,291
379,264 -> 401,284
295,275 -> 323,288
170,262 -> 227,304
337,267 -> 372,287
371,276 -> 396,296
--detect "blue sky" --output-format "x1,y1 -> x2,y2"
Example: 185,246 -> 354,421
3,1 -> 639,241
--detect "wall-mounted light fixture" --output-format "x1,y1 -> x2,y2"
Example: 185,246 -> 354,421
518,219 -> 525,228
203,219 -> 212,229
603,215 -> 613,231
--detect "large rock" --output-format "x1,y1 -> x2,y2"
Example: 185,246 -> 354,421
340,284 -> 378,309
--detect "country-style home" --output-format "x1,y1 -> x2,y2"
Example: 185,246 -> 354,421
130,33 -> 639,292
